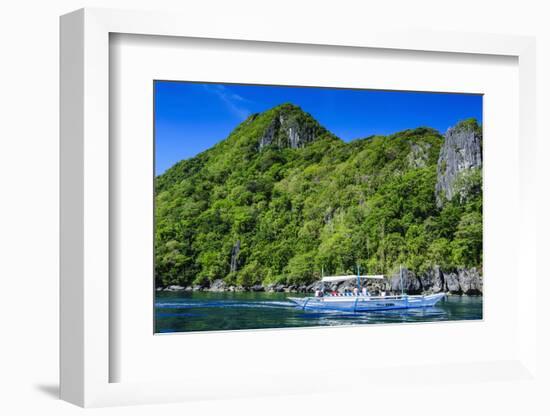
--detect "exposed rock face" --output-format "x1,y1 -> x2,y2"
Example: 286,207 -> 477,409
163,285 -> 185,291
210,279 -> 227,292
407,143 -> 432,168
432,267 -> 446,293
230,240 -> 240,272
428,267 -> 482,295
265,283 -> 286,292
390,267 -> 482,295
420,266 -> 445,293
390,268 -> 423,295
443,271 -> 461,293
259,105 -> 324,150
435,119 -> 482,207
457,268 -> 483,295
162,267 -> 481,295
259,117 -> 279,149
332,279 -> 390,295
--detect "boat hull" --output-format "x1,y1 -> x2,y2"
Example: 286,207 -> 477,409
287,293 -> 446,312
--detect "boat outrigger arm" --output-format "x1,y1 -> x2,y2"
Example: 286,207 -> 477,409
288,267 -> 445,312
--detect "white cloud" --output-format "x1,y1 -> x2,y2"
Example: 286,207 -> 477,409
202,84 -> 252,119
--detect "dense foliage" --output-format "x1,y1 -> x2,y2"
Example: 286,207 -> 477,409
155,104 -> 482,288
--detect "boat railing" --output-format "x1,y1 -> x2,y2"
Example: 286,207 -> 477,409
316,293 -> 444,300
319,293 -> 414,300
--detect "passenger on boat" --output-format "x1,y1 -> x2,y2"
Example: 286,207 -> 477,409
362,287 -> 368,297
353,287 -> 359,296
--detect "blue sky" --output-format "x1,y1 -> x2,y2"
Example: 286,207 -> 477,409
155,81 -> 482,175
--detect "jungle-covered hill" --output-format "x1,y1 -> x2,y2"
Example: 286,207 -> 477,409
155,104 -> 482,288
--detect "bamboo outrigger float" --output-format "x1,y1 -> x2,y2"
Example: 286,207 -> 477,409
288,266 -> 445,312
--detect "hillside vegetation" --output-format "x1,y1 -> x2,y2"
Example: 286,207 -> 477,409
155,104 -> 482,288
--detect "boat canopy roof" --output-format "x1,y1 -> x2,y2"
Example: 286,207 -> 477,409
321,274 -> 385,282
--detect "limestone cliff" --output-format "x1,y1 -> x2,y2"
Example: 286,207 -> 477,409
259,104 -> 326,150
435,119 -> 482,207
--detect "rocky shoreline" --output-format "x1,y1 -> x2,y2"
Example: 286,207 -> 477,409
157,267 -> 483,296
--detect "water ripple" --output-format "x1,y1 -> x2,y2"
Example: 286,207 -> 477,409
155,293 -> 483,333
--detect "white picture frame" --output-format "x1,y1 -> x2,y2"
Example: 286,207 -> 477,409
60,7 -> 539,408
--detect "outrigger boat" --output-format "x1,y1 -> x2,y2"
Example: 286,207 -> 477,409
288,266 -> 445,312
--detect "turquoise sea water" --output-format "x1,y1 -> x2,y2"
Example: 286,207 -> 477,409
155,292 -> 483,333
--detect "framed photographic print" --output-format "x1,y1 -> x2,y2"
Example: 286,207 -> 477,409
60,8 -> 540,409
153,81 -> 483,334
